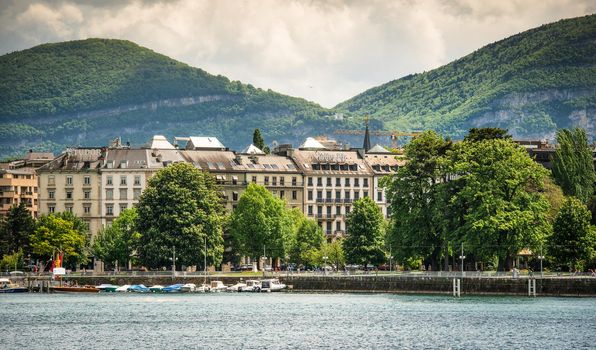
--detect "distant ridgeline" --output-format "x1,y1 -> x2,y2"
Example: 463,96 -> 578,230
1,14 -> 595,158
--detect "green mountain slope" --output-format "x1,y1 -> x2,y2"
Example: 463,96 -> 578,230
0,39 -> 343,157
336,15 -> 596,140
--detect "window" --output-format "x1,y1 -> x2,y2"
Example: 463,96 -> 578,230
106,189 -> 113,200
272,176 -> 277,186
84,176 -> 91,185
364,191 -> 369,198
66,191 -> 73,200
120,176 -> 127,186
106,204 -> 114,216
65,205 -> 73,213
280,190 -> 285,199
133,188 -> 141,200
120,188 -> 128,200
264,176 -> 269,185
292,177 -> 297,186
134,176 -> 141,186
232,192 -> 239,201
308,177 -> 313,186
335,190 -> 341,200
66,176 -> 73,186
317,190 -> 323,199
326,206 -> 332,215
326,178 -> 332,186
346,206 -> 351,214
345,190 -> 350,199
345,178 -> 350,186
48,205 -> 55,213
335,178 -> 341,186
106,176 -> 113,186
48,175 -> 55,185
326,222 -> 332,232
317,177 -> 322,186
232,176 -> 238,185
354,178 -> 360,187
326,190 -> 331,199
84,191 -> 90,199
336,206 -> 341,215
84,205 -> 91,214
252,176 -> 257,183
292,190 -> 297,200
377,191 -> 383,202
363,178 -> 369,187
308,190 -> 313,201
48,190 -> 55,199
308,205 -> 313,215
119,204 -> 127,213
317,205 -> 323,214
354,191 -> 360,200
336,221 -> 341,231
280,177 -> 284,186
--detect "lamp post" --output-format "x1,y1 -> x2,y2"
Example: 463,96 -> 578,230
459,243 -> 466,277
169,246 -> 177,278
323,256 -> 328,275
537,248 -> 545,278
389,256 -> 394,273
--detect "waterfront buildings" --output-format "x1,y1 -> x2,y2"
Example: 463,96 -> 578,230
0,151 -> 53,217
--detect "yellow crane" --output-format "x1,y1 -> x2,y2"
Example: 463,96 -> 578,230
333,116 -> 422,149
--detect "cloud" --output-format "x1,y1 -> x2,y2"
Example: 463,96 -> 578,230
0,0 -> 594,107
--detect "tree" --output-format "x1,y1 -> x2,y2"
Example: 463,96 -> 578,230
450,139 -> 551,271
91,208 -> 140,270
30,213 -> 89,268
0,249 -> 23,272
384,131 -> 452,271
552,128 -> 595,204
0,202 -> 35,256
230,183 -> 292,267
318,238 -> 345,270
289,216 -> 325,267
343,197 -> 386,269
464,128 -> 511,142
136,163 -> 225,270
550,197 -> 595,271
252,128 -> 270,154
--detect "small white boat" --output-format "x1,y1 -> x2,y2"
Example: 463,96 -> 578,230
181,283 -> 196,293
260,279 -> 286,292
96,283 -> 118,292
115,284 -> 131,292
240,280 -> 261,292
209,280 -> 227,292
226,282 -> 247,292
194,283 -> 210,293
149,285 -> 164,293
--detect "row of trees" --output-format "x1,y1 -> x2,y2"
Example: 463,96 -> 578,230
385,127 -> 595,272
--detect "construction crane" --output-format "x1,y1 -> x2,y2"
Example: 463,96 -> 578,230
333,116 -> 422,149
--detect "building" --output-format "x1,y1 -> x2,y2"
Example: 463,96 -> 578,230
0,151 -> 53,217
365,144 -> 404,218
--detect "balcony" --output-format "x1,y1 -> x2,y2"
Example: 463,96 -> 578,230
316,198 -> 324,203
324,198 -> 334,203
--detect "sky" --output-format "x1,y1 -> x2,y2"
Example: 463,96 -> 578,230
0,0 -> 594,108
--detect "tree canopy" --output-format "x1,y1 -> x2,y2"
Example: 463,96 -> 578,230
0,202 -> 34,256
136,162 -> 225,270
92,208 -> 140,270
30,213 -> 89,268
552,128 -> 595,204
343,197 -> 386,268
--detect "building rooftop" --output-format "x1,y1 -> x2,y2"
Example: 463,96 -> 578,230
144,135 -> 176,150
241,144 -> 265,155
299,137 -> 326,150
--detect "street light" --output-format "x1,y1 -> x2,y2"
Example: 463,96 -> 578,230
537,249 -> 545,278
323,256 -> 328,275
389,256 -> 394,273
459,243 -> 466,276
169,246 -> 177,277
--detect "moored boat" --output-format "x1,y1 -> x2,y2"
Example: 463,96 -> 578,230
51,285 -> 99,293
128,284 -> 150,293
149,285 -> 164,293
240,280 -> 261,292
115,284 -> 131,292
97,284 -> 119,292
163,284 -> 184,293
260,279 -> 286,292
195,283 -> 210,293
0,278 -> 28,293
181,283 -> 196,293
209,280 -> 227,292
226,282 -> 247,292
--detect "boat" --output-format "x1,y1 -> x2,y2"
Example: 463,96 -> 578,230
195,284 -> 211,293
226,282 -> 247,292
115,284 -> 131,292
128,284 -> 150,293
260,279 -> 286,292
163,284 -> 184,293
51,285 -> 99,293
149,285 -> 164,293
209,280 -> 227,292
0,278 -> 28,293
240,280 -> 261,292
97,284 -> 119,292
180,283 -> 196,293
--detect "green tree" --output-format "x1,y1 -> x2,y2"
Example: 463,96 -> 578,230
464,128 -> 511,142
230,183 -> 292,266
0,202 -> 35,256
550,197 -> 595,271
0,249 -> 23,272
290,216 -> 325,267
451,139 -> 551,271
343,197 -> 386,269
552,128 -> 595,204
91,208 -> 140,270
384,131 -> 452,271
252,128 -> 270,154
136,163 -> 225,270
30,214 -> 89,268
318,238 -> 345,270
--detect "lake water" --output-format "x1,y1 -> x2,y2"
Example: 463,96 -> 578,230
1,293 -> 595,349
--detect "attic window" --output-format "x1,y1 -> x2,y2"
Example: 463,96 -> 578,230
106,160 -> 114,169
217,162 -> 225,169
286,164 -> 296,170
207,162 -> 217,170
120,160 -> 128,169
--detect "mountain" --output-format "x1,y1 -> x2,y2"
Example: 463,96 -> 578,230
336,15 -> 596,140
0,39 -> 347,158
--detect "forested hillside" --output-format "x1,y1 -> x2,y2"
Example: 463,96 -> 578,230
0,39 -> 342,157
337,15 -> 596,140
